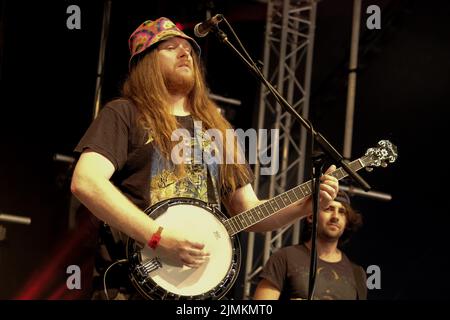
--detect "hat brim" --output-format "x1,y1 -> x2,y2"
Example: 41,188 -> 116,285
129,32 -> 201,69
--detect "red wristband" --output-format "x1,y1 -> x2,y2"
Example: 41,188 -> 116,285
148,226 -> 163,249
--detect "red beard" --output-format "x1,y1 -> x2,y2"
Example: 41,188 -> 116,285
163,66 -> 195,96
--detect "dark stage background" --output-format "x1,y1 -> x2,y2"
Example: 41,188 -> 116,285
0,0 -> 449,300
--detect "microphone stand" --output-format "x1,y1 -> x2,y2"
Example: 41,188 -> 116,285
307,152 -> 325,300
210,26 -> 371,191
207,19 -> 371,300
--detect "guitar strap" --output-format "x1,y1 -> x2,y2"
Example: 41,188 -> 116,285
193,120 -> 221,211
206,166 -> 221,211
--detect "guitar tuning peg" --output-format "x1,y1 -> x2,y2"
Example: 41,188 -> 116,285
366,167 -> 373,172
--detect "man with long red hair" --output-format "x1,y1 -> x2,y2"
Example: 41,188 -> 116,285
71,17 -> 339,299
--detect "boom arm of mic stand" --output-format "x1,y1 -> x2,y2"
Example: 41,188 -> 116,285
213,28 -> 371,191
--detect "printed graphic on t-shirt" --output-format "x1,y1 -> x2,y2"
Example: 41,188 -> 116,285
149,136 -> 210,206
288,264 -> 357,300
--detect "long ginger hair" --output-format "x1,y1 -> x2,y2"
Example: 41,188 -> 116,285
122,47 -> 252,199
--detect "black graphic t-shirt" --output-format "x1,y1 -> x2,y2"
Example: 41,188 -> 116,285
74,99 -> 252,210
259,244 -> 366,300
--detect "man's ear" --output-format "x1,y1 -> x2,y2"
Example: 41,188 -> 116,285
306,214 -> 313,224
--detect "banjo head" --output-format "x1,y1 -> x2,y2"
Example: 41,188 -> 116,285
126,198 -> 241,300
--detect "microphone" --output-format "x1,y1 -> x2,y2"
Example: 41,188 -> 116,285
194,14 -> 224,38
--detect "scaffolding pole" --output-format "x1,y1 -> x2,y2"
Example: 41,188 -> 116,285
344,0 -> 361,159
92,0 -> 112,120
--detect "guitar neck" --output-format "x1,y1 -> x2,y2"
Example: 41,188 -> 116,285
224,155 -> 372,236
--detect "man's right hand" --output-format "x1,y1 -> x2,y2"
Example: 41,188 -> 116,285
158,229 -> 210,268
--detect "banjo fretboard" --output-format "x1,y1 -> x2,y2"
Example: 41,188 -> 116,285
224,156 -> 372,236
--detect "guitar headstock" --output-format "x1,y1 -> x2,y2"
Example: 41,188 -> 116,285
364,140 -> 398,171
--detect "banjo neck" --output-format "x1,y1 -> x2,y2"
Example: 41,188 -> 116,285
223,156 -> 370,236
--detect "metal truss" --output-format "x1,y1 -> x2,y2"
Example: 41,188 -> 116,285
243,0 -> 318,299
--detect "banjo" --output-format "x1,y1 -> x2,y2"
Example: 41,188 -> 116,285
125,140 -> 397,299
